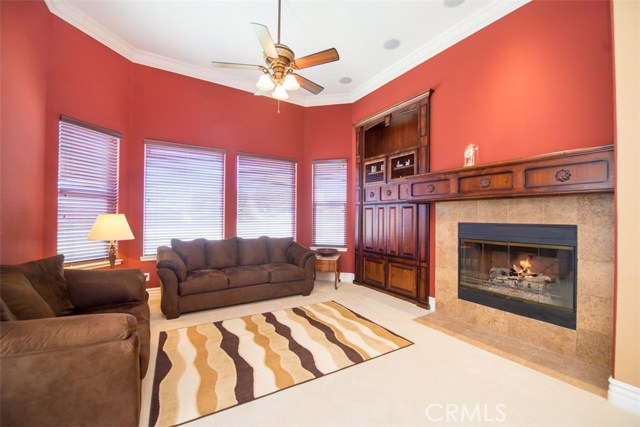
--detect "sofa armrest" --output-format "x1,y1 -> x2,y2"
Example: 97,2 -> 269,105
0,313 -> 137,356
1,314 -> 141,426
65,268 -> 147,310
286,242 -> 315,269
157,246 -> 187,282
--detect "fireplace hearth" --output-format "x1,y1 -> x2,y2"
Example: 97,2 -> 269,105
458,223 -> 577,329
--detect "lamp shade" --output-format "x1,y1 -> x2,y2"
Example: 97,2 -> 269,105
87,213 -> 134,241
256,73 -> 275,90
272,84 -> 289,100
283,74 -> 300,91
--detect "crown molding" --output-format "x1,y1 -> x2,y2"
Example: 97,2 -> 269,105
44,0 -> 530,108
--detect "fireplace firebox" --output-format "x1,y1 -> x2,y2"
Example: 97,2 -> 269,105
458,223 -> 577,329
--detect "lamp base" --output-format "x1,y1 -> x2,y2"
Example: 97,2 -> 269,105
108,241 -> 116,269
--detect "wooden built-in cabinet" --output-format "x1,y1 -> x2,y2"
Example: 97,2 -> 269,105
355,90 -> 432,308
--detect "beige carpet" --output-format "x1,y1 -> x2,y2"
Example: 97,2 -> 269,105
149,300 -> 412,427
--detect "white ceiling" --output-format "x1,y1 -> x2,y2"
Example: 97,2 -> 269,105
45,0 -> 529,107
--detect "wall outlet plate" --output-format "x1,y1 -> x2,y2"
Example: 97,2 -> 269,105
144,272 -> 150,281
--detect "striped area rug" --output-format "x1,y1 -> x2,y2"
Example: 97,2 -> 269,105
149,301 -> 412,426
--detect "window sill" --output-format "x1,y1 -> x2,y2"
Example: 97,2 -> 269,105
64,259 -> 122,270
140,255 -> 156,262
310,247 -> 348,252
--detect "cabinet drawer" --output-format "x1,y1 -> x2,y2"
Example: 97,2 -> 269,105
411,179 -> 450,198
363,257 -> 385,288
387,262 -> 417,296
458,172 -> 513,193
380,184 -> 399,201
364,187 -> 380,202
524,160 -> 610,188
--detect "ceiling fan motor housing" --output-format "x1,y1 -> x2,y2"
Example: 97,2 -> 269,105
265,44 -> 295,80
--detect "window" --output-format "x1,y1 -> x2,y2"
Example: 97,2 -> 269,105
237,154 -> 296,239
57,117 -> 121,263
312,159 -> 347,247
143,141 -> 224,256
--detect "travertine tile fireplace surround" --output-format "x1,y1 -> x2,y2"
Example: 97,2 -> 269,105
435,194 -> 614,369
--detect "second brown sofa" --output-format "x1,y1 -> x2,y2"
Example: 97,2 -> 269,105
156,236 -> 315,319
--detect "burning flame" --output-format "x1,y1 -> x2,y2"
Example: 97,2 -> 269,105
513,259 -> 532,278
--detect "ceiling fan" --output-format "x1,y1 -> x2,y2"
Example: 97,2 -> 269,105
212,0 -> 339,100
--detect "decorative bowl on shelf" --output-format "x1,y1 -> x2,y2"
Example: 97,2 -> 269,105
315,248 -> 338,257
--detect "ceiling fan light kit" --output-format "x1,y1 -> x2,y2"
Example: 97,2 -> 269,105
212,0 -> 339,102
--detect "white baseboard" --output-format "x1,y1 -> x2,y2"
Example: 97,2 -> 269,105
429,296 -> 436,311
146,287 -> 161,299
609,376 -> 640,415
315,272 -> 355,283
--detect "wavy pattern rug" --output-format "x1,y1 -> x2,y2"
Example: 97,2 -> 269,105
149,300 -> 412,426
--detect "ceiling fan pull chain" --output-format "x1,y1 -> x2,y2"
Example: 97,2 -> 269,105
277,99 -> 281,114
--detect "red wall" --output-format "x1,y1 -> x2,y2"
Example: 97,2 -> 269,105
1,0 -> 614,296
1,0 -> 50,263
353,0 -> 614,171
301,104 -> 355,273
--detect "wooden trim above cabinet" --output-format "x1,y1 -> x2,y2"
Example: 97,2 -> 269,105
398,145 -> 614,203
354,89 -> 433,129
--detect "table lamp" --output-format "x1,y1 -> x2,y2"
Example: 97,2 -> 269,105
87,213 -> 135,269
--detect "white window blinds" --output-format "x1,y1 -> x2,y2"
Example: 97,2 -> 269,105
312,159 -> 347,247
143,141 -> 225,256
57,117 -> 120,263
237,154 -> 297,239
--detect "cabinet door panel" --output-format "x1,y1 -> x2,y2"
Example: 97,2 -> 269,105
363,206 -> 375,251
400,204 -> 417,258
375,206 -> 386,253
363,257 -> 386,288
386,205 -> 399,256
388,262 -> 417,296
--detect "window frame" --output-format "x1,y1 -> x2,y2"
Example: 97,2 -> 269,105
57,116 -> 121,265
312,159 -> 348,249
236,153 -> 297,240
142,140 -> 225,257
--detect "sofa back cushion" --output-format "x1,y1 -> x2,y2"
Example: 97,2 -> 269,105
0,271 -> 56,320
171,238 -> 207,272
1,255 -> 73,316
267,237 -> 293,263
238,237 -> 269,266
205,238 -> 238,269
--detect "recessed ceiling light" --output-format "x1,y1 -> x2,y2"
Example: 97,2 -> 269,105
383,39 -> 400,50
339,77 -> 352,84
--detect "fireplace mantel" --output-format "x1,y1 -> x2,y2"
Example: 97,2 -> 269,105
363,145 -> 613,204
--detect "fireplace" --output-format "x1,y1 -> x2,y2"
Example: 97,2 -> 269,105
458,223 -> 577,329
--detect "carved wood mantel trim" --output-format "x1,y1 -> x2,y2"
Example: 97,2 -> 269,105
361,145 -> 614,204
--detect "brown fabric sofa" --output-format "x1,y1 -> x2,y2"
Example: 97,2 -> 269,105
156,236 -> 315,319
0,255 -> 150,427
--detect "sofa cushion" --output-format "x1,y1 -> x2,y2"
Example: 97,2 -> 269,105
171,238 -> 207,272
267,237 -> 293,263
180,269 -> 229,296
260,263 -> 306,283
0,271 -> 56,320
1,255 -> 73,316
238,237 -> 269,266
205,238 -> 238,269
222,265 -> 269,288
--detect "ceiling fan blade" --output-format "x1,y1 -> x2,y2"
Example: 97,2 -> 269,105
250,22 -> 278,59
292,48 -> 340,70
293,73 -> 324,95
212,61 -> 262,71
